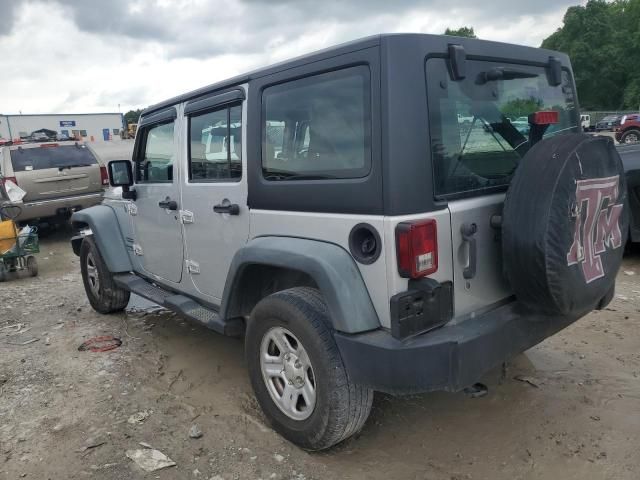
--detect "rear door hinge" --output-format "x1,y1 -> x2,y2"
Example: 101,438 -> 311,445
186,259 -> 200,274
180,210 -> 194,224
132,243 -> 143,256
126,203 -> 138,216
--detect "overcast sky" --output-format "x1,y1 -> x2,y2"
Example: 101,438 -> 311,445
0,0 -> 586,114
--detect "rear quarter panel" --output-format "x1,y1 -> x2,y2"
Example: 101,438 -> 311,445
250,210 -> 390,327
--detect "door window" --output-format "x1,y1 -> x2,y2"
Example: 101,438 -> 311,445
188,104 -> 242,182
136,121 -> 175,183
262,66 -> 371,180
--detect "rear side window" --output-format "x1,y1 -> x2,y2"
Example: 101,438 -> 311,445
189,104 -> 242,182
262,66 -> 371,180
426,58 -> 579,198
10,145 -> 97,172
136,121 -> 175,183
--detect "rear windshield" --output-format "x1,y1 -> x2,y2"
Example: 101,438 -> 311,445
426,58 -> 579,198
10,145 -> 98,172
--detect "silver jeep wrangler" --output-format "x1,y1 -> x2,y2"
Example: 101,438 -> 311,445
71,34 -> 628,450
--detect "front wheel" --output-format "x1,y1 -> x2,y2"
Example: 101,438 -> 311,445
80,237 -> 130,314
245,287 -> 373,450
26,256 -> 38,277
621,129 -> 640,144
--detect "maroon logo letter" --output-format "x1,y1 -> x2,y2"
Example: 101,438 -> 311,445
567,175 -> 623,283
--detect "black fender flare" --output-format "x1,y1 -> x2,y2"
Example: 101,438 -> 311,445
220,237 -> 380,334
71,205 -> 132,273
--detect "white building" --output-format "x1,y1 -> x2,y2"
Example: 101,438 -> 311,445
0,113 -> 124,142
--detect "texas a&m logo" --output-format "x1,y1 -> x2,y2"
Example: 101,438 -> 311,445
567,175 -> 624,284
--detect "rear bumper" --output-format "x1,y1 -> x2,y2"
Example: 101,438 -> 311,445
334,301 -> 580,395
18,192 -> 103,222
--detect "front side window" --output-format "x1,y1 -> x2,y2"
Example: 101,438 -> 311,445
136,121 -> 175,183
262,66 -> 371,180
189,104 -> 242,182
426,58 -> 579,198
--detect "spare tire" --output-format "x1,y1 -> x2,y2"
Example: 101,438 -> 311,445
503,133 -> 629,317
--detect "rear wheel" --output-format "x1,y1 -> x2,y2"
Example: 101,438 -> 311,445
80,237 -> 130,314
621,129 -> 640,144
0,262 -> 7,282
245,287 -> 373,450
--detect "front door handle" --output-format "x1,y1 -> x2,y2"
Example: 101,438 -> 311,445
213,203 -> 240,215
158,197 -> 178,211
461,222 -> 478,280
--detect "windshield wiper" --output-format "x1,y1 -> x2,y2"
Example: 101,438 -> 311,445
477,67 -> 538,85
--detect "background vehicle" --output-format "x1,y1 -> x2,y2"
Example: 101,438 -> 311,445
511,116 -> 531,134
617,143 -> 640,243
0,142 -> 108,223
31,131 -> 49,142
580,113 -> 591,131
457,113 -> 473,124
615,113 -> 640,144
56,132 -> 71,141
71,34 -> 626,451
126,123 -> 138,139
596,114 -> 622,131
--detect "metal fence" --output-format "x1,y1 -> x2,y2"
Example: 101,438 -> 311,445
582,111 -> 637,124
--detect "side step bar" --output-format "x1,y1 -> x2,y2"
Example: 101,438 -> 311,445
114,273 -> 243,336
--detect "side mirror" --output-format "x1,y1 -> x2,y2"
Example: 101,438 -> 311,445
107,160 -> 136,200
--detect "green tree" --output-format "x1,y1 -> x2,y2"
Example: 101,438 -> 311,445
542,0 -> 640,110
444,27 -> 477,38
124,109 -> 143,125
501,98 -> 544,119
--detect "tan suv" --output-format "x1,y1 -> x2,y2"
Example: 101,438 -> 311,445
0,142 -> 107,223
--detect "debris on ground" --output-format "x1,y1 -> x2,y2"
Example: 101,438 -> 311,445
513,375 -> 541,388
5,338 -> 39,346
624,270 -> 635,276
125,448 -> 176,472
78,335 -> 122,352
127,410 -> 152,424
463,382 -> 488,398
77,438 -> 106,453
189,424 -> 203,439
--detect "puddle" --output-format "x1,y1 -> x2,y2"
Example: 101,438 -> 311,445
126,294 -> 165,314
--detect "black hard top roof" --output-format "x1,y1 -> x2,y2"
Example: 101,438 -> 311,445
142,33 -> 570,117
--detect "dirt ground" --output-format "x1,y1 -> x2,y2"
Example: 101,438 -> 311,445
1,227 -> 639,480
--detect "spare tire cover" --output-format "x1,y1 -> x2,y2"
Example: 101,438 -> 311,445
503,133 -> 629,317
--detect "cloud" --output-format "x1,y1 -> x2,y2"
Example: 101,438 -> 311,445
0,0 -> 586,113
0,1 -> 19,36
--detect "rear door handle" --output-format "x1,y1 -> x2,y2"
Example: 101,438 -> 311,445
213,203 -> 240,215
158,197 -> 178,211
461,222 -> 478,280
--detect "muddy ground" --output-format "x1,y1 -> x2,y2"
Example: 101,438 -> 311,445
1,227 -> 639,480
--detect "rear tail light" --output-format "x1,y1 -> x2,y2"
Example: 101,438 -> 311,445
396,219 -> 438,278
100,165 -> 109,186
39,143 -> 59,148
0,176 -> 18,187
529,111 -> 559,125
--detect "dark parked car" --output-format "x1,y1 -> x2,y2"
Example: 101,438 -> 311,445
596,115 -> 622,132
